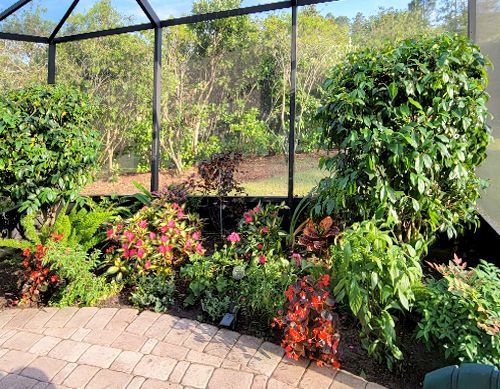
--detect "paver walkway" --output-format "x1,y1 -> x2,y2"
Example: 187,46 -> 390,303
0,308 -> 384,389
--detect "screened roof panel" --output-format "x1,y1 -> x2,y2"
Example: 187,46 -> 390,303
0,0 -> 72,36
57,0 -> 148,37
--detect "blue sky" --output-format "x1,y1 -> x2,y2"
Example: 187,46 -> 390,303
1,0 -> 411,25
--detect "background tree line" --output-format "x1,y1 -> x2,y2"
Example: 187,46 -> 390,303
0,0 -> 468,176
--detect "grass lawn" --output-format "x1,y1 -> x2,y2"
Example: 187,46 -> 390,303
243,158 -> 328,197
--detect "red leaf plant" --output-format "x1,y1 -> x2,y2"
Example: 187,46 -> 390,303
297,216 -> 340,254
273,274 -> 341,368
16,233 -> 64,306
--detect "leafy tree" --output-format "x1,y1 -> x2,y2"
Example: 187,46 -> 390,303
58,0 -> 152,173
0,85 -> 100,213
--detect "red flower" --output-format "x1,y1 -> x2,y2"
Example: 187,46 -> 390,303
259,255 -> 267,264
22,247 -> 31,257
257,243 -> 263,250
262,226 -> 269,234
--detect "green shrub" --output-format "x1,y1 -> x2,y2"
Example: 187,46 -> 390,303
417,257 -> 500,366
0,85 -> 100,213
130,274 -> 176,313
330,221 -> 423,368
314,34 -> 491,242
181,203 -> 297,323
43,241 -> 119,307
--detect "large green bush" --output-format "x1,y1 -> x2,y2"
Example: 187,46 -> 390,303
0,85 -> 100,212
314,34 -> 491,242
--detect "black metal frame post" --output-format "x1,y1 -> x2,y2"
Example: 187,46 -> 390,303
151,26 -> 162,193
468,0 -> 476,42
48,43 -> 56,84
288,1 -> 298,205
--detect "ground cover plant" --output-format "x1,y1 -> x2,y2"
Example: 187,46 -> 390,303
417,255 -> 500,366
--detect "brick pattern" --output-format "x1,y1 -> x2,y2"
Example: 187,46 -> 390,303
0,308 -> 381,389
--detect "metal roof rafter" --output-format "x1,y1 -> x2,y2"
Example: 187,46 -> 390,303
0,0 -> 33,22
136,0 -> 160,27
48,0 -> 80,42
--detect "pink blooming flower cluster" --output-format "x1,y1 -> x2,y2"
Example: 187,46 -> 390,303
106,200 -> 204,278
243,206 -> 261,223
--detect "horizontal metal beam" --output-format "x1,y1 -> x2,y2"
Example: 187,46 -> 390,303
53,22 -> 153,43
53,0 -> 337,44
0,0 -> 32,22
0,31 -> 48,43
160,1 -> 291,28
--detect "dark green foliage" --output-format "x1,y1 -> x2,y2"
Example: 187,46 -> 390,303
130,274 -> 176,313
314,34 -> 491,242
417,257 -> 500,366
329,221 -> 423,369
0,85 -> 100,212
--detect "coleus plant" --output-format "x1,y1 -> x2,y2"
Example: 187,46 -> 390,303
273,274 -> 341,368
106,199 -> 204,283
16,233 -> 63,306
297,216 -> 340,254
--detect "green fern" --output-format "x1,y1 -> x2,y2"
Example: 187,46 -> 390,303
43,242 -> 120,307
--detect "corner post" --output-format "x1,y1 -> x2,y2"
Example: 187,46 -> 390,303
48,43 -> 56,84
151,26 -> 162,193
468,0 -> 476,42
288,0 -> 297,206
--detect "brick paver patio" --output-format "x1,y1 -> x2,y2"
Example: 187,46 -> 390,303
0,308 -> 385,389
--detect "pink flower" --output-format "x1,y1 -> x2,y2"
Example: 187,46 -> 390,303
136,239 -> 143,247
185,239 -> 192,249
172,203 -> 180,209
174,229 -> 180,235
254,206 -> 261,213
122,244 -> 129,250
106,229 -> 114,238
149,232 -> 157,240
177,210 -> 185,218
291,252 -> 302,266
123,250 -> 130,258
259,255 -> 267,264
167,220 -> 176,228
262,226 -> 269,234
257,243 -> 263,250
192,231 -> 201,240
196,243 -> 204,254
161,226 -> 168,233
227,232 -> 241,244
116,224 -> 123,231
138,220 -> 148,228
160,235 -> 168,243
144,261 -> 151,270
245,216 -> 252,223
137,248 -> 145,259
129,249 -> 137,257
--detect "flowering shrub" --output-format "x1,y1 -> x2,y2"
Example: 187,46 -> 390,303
417,256 -> 500,365
17,239 -> 62,306
181,202 -> 296,323
106,199 -> 204,282
273,274 -> 341,368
